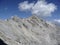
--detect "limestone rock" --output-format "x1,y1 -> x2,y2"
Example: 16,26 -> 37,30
0,15 -> 60,45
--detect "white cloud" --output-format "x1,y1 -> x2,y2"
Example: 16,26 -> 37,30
18,1 -> 34,11
18,0 -> 57,16
54,19 -> 60,23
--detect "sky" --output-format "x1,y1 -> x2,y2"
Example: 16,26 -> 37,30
0,0 -> 60,23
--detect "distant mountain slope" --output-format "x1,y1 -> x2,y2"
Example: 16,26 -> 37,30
0,15 -> 60,45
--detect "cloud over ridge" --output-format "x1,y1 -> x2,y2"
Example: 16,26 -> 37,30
54,19 -> 60,23
18,0 -> 57,16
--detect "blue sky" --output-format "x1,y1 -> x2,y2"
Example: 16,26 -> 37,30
0,0 -> 60,23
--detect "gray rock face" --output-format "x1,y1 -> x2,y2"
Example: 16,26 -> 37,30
0,15 -> 60,45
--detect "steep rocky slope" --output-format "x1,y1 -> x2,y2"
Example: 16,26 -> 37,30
0,15 -> 60,45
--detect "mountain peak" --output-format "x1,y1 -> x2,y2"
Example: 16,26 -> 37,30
0,15 -> 59,45
11,15 -> 20,20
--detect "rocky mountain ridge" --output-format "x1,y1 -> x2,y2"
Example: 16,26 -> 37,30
0,15 -> 60,45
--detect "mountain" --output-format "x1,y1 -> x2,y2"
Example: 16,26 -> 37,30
0,15 -> 60,45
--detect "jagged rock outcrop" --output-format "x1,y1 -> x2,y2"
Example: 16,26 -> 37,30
0,15 -> 60,45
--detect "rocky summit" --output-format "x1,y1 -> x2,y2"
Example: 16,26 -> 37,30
0,15 -> 60,45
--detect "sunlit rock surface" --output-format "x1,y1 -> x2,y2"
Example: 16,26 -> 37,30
0,15 -> 60,45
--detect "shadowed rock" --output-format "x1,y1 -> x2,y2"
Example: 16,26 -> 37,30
0,39 -> 7,45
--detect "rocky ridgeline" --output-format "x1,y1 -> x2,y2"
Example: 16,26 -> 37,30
0,15 -> 60,45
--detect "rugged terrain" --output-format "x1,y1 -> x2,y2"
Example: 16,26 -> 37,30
0,15 -> 60,45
